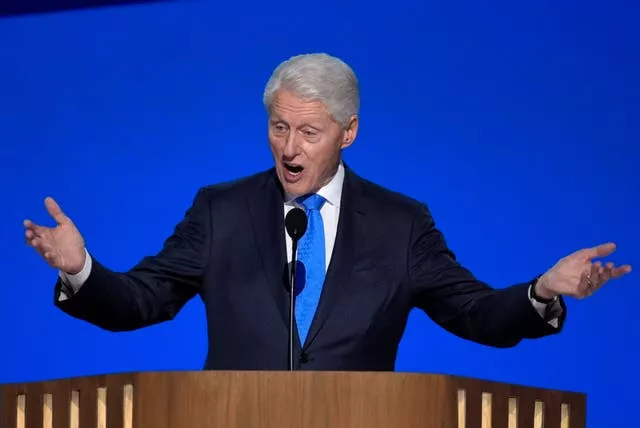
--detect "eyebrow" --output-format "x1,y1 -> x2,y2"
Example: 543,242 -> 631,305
269,118 -> 323,129
300,123 -> 323,131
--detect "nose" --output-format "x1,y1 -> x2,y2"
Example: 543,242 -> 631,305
282,131 -> 301,159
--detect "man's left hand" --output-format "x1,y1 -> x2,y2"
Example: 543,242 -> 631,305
536,242 -> 632,300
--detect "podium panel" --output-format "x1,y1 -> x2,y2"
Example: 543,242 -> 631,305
0,371 -> 586,428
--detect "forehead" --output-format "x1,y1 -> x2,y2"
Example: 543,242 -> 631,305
269,90 -> 331,124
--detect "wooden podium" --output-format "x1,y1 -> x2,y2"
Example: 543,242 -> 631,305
0,371 -> 585,427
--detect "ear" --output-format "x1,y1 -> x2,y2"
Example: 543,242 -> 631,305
340,115 -> 359,149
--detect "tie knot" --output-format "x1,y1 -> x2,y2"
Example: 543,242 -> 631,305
298,194 -> 326,211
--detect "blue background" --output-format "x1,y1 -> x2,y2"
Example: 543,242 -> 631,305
1,1 -> 638,426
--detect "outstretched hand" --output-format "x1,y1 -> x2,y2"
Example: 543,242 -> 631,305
24,197 -> 86,275
536,242 -> 632,300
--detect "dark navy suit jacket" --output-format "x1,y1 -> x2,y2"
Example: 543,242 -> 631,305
55,165 -> 565,370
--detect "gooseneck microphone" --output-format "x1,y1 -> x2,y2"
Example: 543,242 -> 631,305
284,207 -> 308,371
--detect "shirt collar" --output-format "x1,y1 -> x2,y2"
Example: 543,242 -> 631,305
284,162 -> 344,208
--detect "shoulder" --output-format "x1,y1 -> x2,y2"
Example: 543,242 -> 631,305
353,172 -> 428,219
348,170 -> 444,248
348,170 -> 440,248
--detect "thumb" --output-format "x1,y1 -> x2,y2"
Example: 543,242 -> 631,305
45,197 -> 71,225
579,242 -> 617,261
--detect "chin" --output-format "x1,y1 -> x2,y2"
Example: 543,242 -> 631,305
282,182 -> 309,197
277,168 -> 316,197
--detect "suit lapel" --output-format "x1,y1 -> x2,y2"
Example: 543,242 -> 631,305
303,166 -> 367,348
245,170 -> 291,332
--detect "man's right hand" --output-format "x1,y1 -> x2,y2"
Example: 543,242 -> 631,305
24,197 -> 86,275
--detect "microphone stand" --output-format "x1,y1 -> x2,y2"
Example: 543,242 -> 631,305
284,207 -> 307,372
289,238 -> 300,371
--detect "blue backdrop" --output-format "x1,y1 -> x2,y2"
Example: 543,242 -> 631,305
1,1 -> 638,426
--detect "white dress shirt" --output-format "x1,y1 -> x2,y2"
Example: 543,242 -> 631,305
59,162 -> 559,327
283,162 -> 344,272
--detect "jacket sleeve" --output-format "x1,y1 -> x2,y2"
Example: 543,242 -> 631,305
54,187 -> 211,332
408,203 -> 565,347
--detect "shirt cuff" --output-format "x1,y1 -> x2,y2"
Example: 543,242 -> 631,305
528,284 -> 562,328
58,248 -> 92,300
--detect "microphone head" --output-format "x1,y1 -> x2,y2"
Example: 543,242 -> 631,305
285,208 -> 308,241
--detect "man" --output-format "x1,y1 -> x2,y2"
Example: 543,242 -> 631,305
24,53 -> 631,371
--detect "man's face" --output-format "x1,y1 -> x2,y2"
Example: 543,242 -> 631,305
268,90 -> 357,196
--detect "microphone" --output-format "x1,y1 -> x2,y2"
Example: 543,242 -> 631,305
284,207 -> 308,371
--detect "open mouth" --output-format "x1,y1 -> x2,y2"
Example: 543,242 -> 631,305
284,163 -> 304,175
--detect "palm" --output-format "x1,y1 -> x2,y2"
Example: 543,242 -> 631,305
25,197 -> 86,274
542,243 -> 632,299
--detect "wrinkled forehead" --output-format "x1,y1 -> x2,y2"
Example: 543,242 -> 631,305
268,90 -> 333,126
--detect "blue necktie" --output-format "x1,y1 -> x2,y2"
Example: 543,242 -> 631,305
295,194 -> 326,345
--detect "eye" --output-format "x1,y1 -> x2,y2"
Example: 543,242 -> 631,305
300,126 -> 322,139
272,123 -> 288,133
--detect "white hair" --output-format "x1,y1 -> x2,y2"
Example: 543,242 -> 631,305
263,53 -> 360,128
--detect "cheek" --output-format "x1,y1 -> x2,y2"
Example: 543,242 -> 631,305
309,140 -> 340,163
269,136 -> 283,152
303,149 -> 335,178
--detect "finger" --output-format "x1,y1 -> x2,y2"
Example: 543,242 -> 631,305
23,219 -> 49,236
24,227 -> 48,241
44,197 -> 70,225
29,237 -> 41,249
30,237 -> 53,254
43,251 -> 60,266
588,262 -> 608,293
577,269 -> 593,297
599,262 -> 614,283
25,228 -> 49,247
594,260 -> 605,277
26,235 -> 38,248
590,261 -> 603,283
611,264 -> 632,278
577,263 -> 602,297
29,239 -> 59,265
26,236 -> 42,254
581,242 -> 617,261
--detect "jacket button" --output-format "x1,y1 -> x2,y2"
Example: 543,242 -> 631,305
300,352 -> 309,364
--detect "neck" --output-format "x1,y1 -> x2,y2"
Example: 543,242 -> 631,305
283,161 -> 343,202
